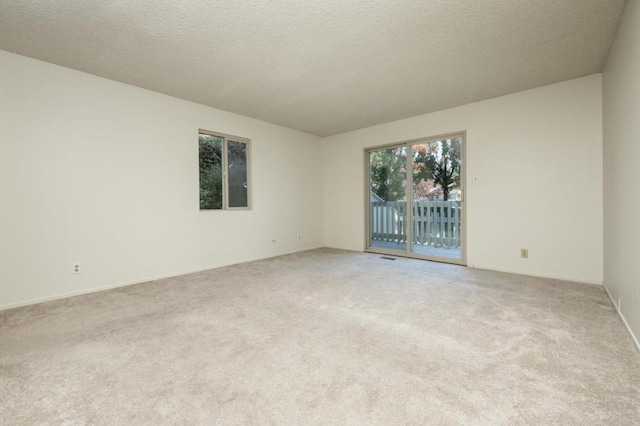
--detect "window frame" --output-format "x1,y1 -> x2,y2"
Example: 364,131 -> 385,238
199,129 -> 252,211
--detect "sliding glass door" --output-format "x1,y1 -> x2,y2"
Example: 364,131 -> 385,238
366,133 -> 465,264
367,145 -> 408,253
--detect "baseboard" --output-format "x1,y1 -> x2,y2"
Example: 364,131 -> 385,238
324,246 -> 602,286
603,284 -> 640,352
0,245 -> 324,312
323,245 -> 363,253
470,264 -> 603,286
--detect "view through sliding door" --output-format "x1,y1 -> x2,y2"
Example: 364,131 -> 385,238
366,133 -> 465,265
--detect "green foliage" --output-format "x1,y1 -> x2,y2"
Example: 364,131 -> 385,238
227,141 -> 248,208
413,138 -> 461,201
369,138 -> 461,202
370,147 -> 406,201
199,135 -> 223,209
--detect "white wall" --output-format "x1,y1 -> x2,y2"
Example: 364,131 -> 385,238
603,0 -> 640,346
323,75 -> 603,284
0,50 -> 324,309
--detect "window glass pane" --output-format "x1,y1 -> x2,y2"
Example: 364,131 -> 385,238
199,134 -> 223,209
227,141 -> 248,208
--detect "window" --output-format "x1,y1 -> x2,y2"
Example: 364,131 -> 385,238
199,130 -> 251,210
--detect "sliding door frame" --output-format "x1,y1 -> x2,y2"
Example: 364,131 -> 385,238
363,131 -> 467,266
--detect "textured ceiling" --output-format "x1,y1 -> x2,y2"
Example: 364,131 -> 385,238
0,0 -> 625,136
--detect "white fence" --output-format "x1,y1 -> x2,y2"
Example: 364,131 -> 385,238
371,200 -> 461,248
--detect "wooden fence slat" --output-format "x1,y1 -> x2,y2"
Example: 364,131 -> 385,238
438,208 -> 443,247
448,204 -> 452,247
387,204 -> 392,241
454,204 -> 459,248
439,203 -> 442,245
378,203 -> 383,240
399,202 -> 405,244
396,202 -> 401,243
444,202 -> 448,247
416,203 -> 421,244
426,203 -> 432,246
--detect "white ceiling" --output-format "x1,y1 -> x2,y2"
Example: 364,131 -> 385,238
0,1 -> 625,136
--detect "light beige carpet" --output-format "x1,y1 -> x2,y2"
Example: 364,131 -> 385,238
1,249 -> 639,425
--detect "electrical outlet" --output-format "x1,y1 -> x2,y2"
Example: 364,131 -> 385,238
73,263 -> 81,274
520,249 -> 528,259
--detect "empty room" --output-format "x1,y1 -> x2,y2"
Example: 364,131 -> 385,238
1,0 -> 639,424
